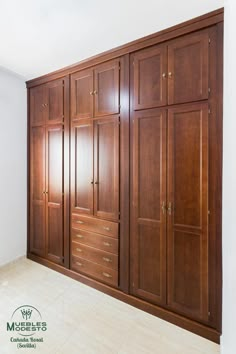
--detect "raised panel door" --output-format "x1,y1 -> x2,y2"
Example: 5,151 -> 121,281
71,119 -> 94,215
30,126 -> 46,256
130,109 -> 167,305
167,103 -> 209,322
30,85 -> 46,126
168,31 -> 209,104
71,69 -> 93,120
45,125 -> 64,264
133,45 -> 167,110
94,117 -> 119,221
45,79 -> 64,124
94,60 -> 120,117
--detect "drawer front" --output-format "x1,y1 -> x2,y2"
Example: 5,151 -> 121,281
72,242 -> 118,270
72,228 -> 118,254
71,255 -> 118,287
72,214 -> 118,238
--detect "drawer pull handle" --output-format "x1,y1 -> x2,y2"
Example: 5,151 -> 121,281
75,220 -> 84,224
75,234 -> 84,239
102,272 -> 112,278
103,242 -> 111,247
103,226 -> 111,231
76,248 -> 82,252
76,262 -> 83,266
103,257 -> 112,263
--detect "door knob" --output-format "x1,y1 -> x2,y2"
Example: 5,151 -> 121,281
162,73 -> 166,78
90,91 -> 93,95
168,72 -> 173,78
94,181 -> 99,184
94,90 -> 97,95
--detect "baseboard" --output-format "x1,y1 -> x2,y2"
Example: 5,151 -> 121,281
27,253 -> 221,344
0,254 -> 26,269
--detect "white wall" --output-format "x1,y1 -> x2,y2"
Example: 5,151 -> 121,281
222,0 -> 236,353
0,68 -> 27,266
0,0 -> 224,79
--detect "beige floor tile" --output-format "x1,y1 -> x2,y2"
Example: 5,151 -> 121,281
0,258 -> 220,354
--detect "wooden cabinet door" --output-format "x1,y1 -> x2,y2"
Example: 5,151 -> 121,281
45,125 -> 64,264
130,109 -> 167,305
71,119 -> 94,215
30,85 -> 46,126
30,126 -> 46,256
94,117 -> 119,221
168,31 -> 209,104
167,103 -> 209,322
94,60 -> 120,117
45,79 -> 65,124
71,69 -> 93,120
133,45 -> 167,110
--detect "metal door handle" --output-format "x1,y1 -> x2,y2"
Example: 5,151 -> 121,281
167,202 -> 172,215
75,234 -> 84,239
102,272 -> 112,278
162,202 -> 166,214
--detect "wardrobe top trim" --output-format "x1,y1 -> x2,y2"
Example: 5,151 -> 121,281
26,7 -> 223,88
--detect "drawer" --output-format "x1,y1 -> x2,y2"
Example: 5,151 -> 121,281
71,228 -> 118,254
72,242 -> 118,270
72,214 -> 118,238
71,255 -> 118,287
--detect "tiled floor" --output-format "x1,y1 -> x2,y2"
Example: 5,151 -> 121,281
0,258 -> 220,354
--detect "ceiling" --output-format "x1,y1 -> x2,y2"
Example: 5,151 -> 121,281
0,0 -> 224,80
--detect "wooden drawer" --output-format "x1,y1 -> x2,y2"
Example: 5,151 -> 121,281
71,228 -> 118,254
72,242 -> 118,270
71,255 -> 118,287
72,214 -> 118,238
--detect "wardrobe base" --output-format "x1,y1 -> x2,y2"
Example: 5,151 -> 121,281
27,253 -> 221,344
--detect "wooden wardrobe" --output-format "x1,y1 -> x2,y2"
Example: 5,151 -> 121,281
27,8 -> 223,343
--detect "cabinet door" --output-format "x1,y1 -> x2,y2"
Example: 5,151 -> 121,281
94,117 -> 119,221
30,126 -> 46,256
94,60 -> 120,117
71,120 -> 94,215
45,125 -> 64,264
168,31 -> 209,104
133,45 -> 167,110
71,69 -> 93,120
45,79 -> 65,124
167,103 -> 209,322
130,109 -> 167,305
30,85 -> 46,126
